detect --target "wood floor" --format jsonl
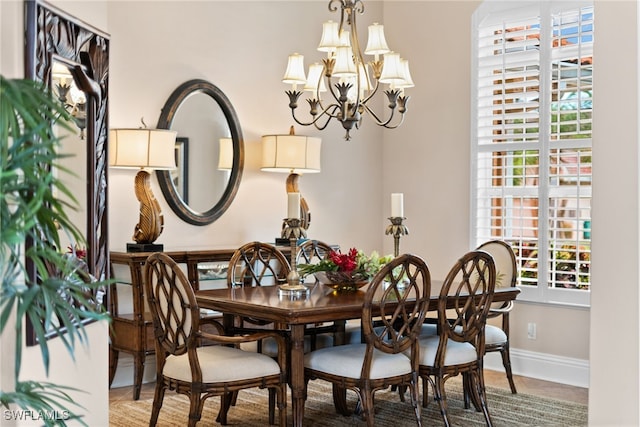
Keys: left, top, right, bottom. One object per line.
{"left": 109, "top": 369, "right": 589, "bottom": 406}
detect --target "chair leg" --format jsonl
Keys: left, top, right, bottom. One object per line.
{"left": 421, "top": 376, "right": 429, "bottom": 408}
{"left": 216, "top": 392, "right": 233, "bottom": 425}
{"left": 277, "top": 384, "right": 287, "bottom": 427}
{"left": 149, "top": 381, "right": 166, "bottom": 426}
{"left": 433, "top": 376, "right": 451, "bottom": 427}
{"left": 409, "top": 379, "right": 423, "bottom": 427}
{"left": 358, "top": 388, "right": 375, "bottom": 427}
{"left": 332, "top": 384, "right": 351, "bottom": 415}
{"left": 500, "top": 346, "right": 517, "bottom": 394}
{"left": 474, "top": 369, "right": 494, "bottom": 427}
{"left": 268, "top": 388, "right": 276, "bottom": 425}
{"left": 187, "top": 391, "right": 204, "bottom": 427}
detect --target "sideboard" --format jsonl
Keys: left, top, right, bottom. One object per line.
{"left": 108, "top": 246, "right": 296, "bottom": 400}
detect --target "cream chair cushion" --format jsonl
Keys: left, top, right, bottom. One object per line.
{"left": 484, "top": 324, "right": 508, "bottom": 345}
{"left": 304, "top": 343, "right": 412, "bottom": 379}
{"left": 413, "top": 335, "right": 478, "bottom": 367}
{"left": 164, "top": 345, "right": 281, "bottom": 383}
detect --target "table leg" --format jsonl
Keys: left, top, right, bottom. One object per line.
{"left": 289, "top": 324, "right": 306, "bottom": 427}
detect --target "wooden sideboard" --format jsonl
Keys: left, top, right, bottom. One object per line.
{"left": 108, "top": 246, "right": 296, "bottom": 400}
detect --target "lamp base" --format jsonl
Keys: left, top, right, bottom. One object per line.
{"left": 275, "top": 237, "right": 308, "bottom": 247}
{"left": 126, "top": 242, "right": 164, "bottom": 253}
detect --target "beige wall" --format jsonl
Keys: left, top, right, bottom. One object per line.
{"left": 2, "top": 1, "right": 639, "bottom": 425}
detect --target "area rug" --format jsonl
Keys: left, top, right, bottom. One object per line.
{"left": 110, "top": 378, "right": 587, "bottom": 426}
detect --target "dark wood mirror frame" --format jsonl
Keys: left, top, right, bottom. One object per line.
{"left": 156, "top": 79, "right": 244, "bottom": 226}
{"left": 24, "top": 0, "right": 110, "bottom": 345}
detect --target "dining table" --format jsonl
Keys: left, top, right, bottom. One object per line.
{"left": 195, "top": 281, "right": 520, "bottom": 427}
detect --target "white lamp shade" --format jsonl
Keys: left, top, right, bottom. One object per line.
{"left": 282, "top": 53, "right": 307, "bottom": 85}
{"left": 218, "top": 137, "right": 233, "bottom": 170}
{"left": 379, "top": 51, "right": 404, "bottom": 84}
{"left": 365, "top": 23, "right": 390, "bottom": 56}
{"left": 333, "top": 45, "right": 357, "bottom": 77}
{"left": 318, "top": 20, "right": 340, "bottom": 53}
{"left": 303, "top": 63, "right": 327, "bottom": 94}
{"left": 338, "top": 30, "right": 351, "bottom": 47}
{"left": 261, "top": 134, "right": 321, "bottom": 174}
{"left": 396, "top": 58, "right": 415, "bottom": 89}
{"left": 109, "top": 128, "right": 177, "bottom": 170}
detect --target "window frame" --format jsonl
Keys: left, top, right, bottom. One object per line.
{"left": 471, "top": 0, "right": 593, "bottom": 307}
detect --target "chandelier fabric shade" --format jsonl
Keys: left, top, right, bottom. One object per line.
{"left": 109, "top": 128, "right": 177, "bottom": 170}
{"left": 282, "top": 0, "right": 414, "bottom": 140}
{"left": 261, "top": 134, "right": 322, "bottom": 174}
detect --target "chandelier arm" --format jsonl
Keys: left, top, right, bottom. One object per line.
{"left": 361, "top": 103, "right": 407, "bottom": 129}
{"left": 361, "top": 102, "right": 398, "bottom": 127}
{"left": 312, "top": 99, "right": 343, "bottom": 121}
{"left": 360, "top": 78, "right": 381, "bottom": 105}
{"left": 313, "top": 110, "right": 338, "bottom": 131}
{"left": 290, "top": 102, "right": 342, "bottom": 128}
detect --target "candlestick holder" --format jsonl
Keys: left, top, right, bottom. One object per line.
{"left": 279, "top": 218, "right": 309, "bottom": 295}
{"left": 385, "top": 217, "right": 409, "bottom": 257}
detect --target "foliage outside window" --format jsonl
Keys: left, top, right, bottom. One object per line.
{"left": 472, "top": 2, "right": 593, "bottom": 305}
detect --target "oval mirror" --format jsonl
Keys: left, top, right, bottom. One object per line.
{"left": 156, "top": 79, "right": 244, "bottom": 225}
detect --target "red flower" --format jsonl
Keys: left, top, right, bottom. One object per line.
{"left": 328, "top": 248, "right": 358, "bottom": 273}
{"left": 67, "top": 245, "right": 87, "bottom": 260}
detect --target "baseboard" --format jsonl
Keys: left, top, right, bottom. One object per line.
{"left": 483, "top": 348, "right": 589, "bottom": 389}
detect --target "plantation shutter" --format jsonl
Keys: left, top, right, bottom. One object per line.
{"left": 472, "top": 2, "right": 593, "bottom": 305}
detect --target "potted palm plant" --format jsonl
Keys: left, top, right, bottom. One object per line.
{"left": 0, "top": 75, "right": 111, "bottom": 426}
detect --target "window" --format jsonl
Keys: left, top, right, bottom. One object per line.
{"left": 471, "top": 1, "right": 593, "bottom": 306}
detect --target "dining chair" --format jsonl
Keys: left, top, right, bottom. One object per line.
{"left": 304, "top": 253, "right": 432, "bottom": 426}
{"left": 296, "top": 239, "right": 343, "bottom": 350}
{"left": 476, "top": 240, "right": 518, "bottom": 394}
{"left": 227, "top": 241, "right": 290, "bottom": 289}
{"left": 143, "top": 253, "right": 287, "bottom": 427}
{"left": 296, "top": 239, "right": 334, "bottom": 266}
{"left": 226, "top": 241, "right": 291, "bottom": 333}
{"left": 414, "top": 250, "right": 496, "bottom": 427}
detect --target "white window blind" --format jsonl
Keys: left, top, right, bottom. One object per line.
{"left": 472, "top": 1, "right": 593, "bottom": 306}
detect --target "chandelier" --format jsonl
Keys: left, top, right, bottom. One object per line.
{"left": 282, "top": 0, "right": 414, "bottom": 141}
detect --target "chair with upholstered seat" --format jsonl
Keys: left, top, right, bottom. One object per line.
{"left": 415, "top": 250, "right": 496, "bottom": 427}
{"left": 227, "top": 241, "right": 290, "bottom": 289}
{"left": 477, "top": 239, "right": 518, "bottom": 394}
{"left": 143, "top": 253, "right": 287, "bottom": 427}
{"left": 304, "top": 254, "right": 431, "bottom": 426}
{"left": 296, "top": 240, "right": 343, "bottom": 349}
{"left": 296, "top": 239, "right": 334, "bottom": 267}
{"left": 226, "top": 241, "right": 291, "bottom": 336}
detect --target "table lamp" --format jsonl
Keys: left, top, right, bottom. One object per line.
{"left": 218, "top": 137, "right": 233, "bottom": 170}
{"left": 261, "top": 126, "right": 321, "bottom": 244}
{"left": 109, "top": 128, "right": 177, "bottom": 252}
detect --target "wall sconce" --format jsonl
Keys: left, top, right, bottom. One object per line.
{"left": 261, "top": 126, "right": 321, "bottom": 241}
{"left": 109, "top": 128, "right": 177, "bottom": 252}
{"left": 53, "top": 62, "right": 88, "bottom": 139}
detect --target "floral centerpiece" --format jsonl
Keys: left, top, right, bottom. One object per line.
{"left": 298, "top": 248, "right": 393, "bottom": 291}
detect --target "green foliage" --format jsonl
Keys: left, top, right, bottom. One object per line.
{"left": 0, "top": 381, "right": 85, "bottom": 426}
{"left": 0, "top": 76, "right": 111, "bottom": 426}
{"left": 298, "top": 248, "right": 393, "bottom": 280}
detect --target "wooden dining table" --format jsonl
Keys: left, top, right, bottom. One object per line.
{"left": 195, "top": 282, "right": 520, "bottom": 427}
